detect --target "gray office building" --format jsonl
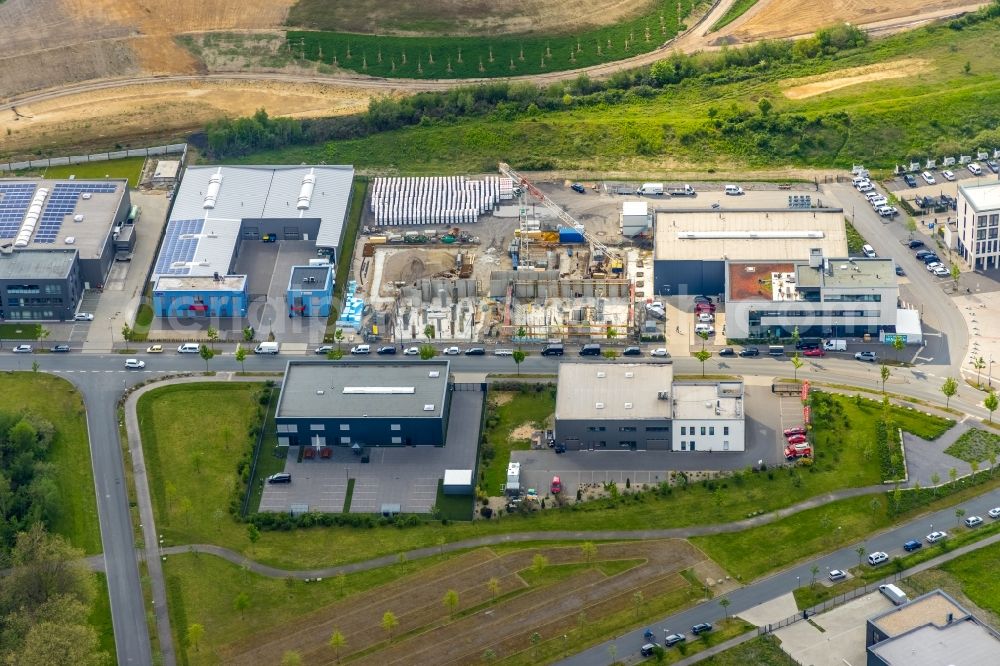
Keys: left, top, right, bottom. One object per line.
{"left": 275, "top": 360, "right": 452, "bottom": 447}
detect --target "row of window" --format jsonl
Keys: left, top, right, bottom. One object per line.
{"left": 975, "top": 228, "right": 1000, "bottom": 241}
{"left": 5, "top": 284, "right": 63, "bottom": 295}
{"left": 587, "top": 425, "right": 671, "bottom": 433}
{"left": 975, "top": 214, "right": 1000, "bottom": 228}
{"left": 679, "top": 425, "right": 730, "bottom": 436}
{"left": 3, "top": 310, "right": 60, "bottom": 320}
{"left": 279, "top": 422, "right": 405, "bottom": 434}
{"left": 4, "top": 297, "right": 66, "bottom": 306}
{"left": 822, "top": 294, "right": 882, "bottom": 302}
{"left": 751, "top": 309, "right": 879, "bottom": 319}
{"left": 678, "top": 441, "right": 732, "bottom": 451}
{"left": 974, "top": 240, "right": 1000, "bottom": 256}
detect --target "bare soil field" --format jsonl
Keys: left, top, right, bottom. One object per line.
{"left": 716, "top": 0, "right": 978, "bottom": 41}
{"left": 0, "top": 80, "right": 372, "bottom": 161}
{"left": 219, "top": 540, "right": 706, "bottom": 665}
{"left": 781, "top": 58, "right": 931, "bottom": 99}
{"left": 287, "top": 0, "right": 660, "bottom": 36}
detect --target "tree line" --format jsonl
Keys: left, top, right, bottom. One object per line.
{"left": 0, "top": 412, "right": 60, "bottom": 551}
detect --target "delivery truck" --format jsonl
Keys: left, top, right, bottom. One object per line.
{"left": 638, "top": 183, "right": 664, "bottom": 196}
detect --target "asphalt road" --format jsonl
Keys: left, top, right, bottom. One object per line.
{"left": 559, "top": 487, "right": 1000, "bottom": 666}
{"left": 0, "top": 347, "right": 983, "bottom": 666}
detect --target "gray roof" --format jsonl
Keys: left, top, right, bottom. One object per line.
{"left": 169, "top": 165, "right": 354, "bottom": 249}
{"left": 672, "top": 382, "right": 744, "bottom": 420}
{"left": 289, "top": 265, "right": 332, "bottom": 290}
{"left": 0, "top": 249, "right": 76, "bottom": 279}
{"left": 796, "top": 258, "right": 897, "bottom": 290}
{"left": 556, "top": 363, "right": 674, "bottom": 420}
{"left": 277, "top": 360, "right": 451, "bottom": 419}
{"left": 869, "top": 619, "right": 1000, "bottom": 665}
{"left": 959, "top": 182, "right": 1000, "bottom": 212}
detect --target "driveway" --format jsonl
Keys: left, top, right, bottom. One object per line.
{"left": 775, "top": 592, "right": 892, "bottom": 666}
{"left": 903, "top": 420, "right": 976, "bottom": 487}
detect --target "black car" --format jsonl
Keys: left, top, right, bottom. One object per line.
{"left": 691, "top": 623, "right": 713, "bottom": 635}
{"left": 693, "top": 295, "right": 713, "bottom": 304}
{"left": 554, "top": 442, "right": 566, "bottom": 454}
{"left": 267, "top": 473, "right": 292, "bottom": 484}
{"left": 915, "top": 249, "right": 935, "bottom": 259}
{"left": 903, "top": 539, "right": 922, "bottom": 552}
{"left": 921, "top": 254, "right": 940, "bottom": 264}
{"left": 895, "top": 265, "right": 905, "bottom": 276}
{"left": 908, "top": 239, "right": 925, "bottom": 249}
{"left": 622, "top": 347, "right": 642, "bottom": 356}
{"left": 376, "top": 346, "right": 397, "bottom": 355}
{"left": 739, "top": 347, "right": 760, "bottom": 357}
{"left": 719, "top": 347, "right": 735, "bottom": 357}
{"left": 640, "top": 644, "right": 657, "bottom": 657}
{"left": 795, "top": 339, "right": 821, "bottom": 350}
{"left": 52, "top": 344, "right": 71, "bottom": 353}
{"left": 464, "top": 347, "right": 486, "bottom": 355}
{"left": 988, "top": 159, "right": 999, "bottom": 174}
{"left": 903, "top": 174, "right": 918, "bottom": 187}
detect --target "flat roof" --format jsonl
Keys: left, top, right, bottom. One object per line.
{"left": 728, "top": 262, "right": 797, "bottom": 301}
{"left": 959, "top": 182, "right": 1000, "bottom": 212}
{"left": 153, "top": 161, "right": 180, "bottom": 179}
{"left": 796, "top": 258, "right": 896, "bottom": 290}
{"left": 277, "top": 360, "right": 450, "bottom": 419}
{"left": 869, "top": 618, "right": 1000, "bottom": 665}
{"left": 152, "top": 218, "right": 242, "bottom": 279}
{"left": 443, "top": 469, "right": 473, "bottom": 485}
{"left": 654, "top": 209, "right": 847, "bottom": 262}
{"left": 728, "top": 258, "right": 896, "bottom": 302}
{"left": 0, "top": 178, "right": 126, "bottom": 259}
{"left": 153, "top": 274, "right": 247, "bottom": 291}
{"left": 672, "top": 382, "right": 744, "bottom": 420}
{"left": 289, "top": 265, "right": 332, "bottom": 289}
{"left": 622, "top": 201, "right": 648, "bottom": 216}
{"left": 872, "top": 590, "right": 966, "bottom": 636}
{"left": 556, "top": 363, "right": 673, "bottom": 420}
{"left": 0, "top": 249, "right": 76, "bottom": 279}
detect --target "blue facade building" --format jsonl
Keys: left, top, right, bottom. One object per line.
{"left": 152, "top": 274, "right": 248, "bottom": 318}
{"left": 287, "top": 265, "right": 333, "bottom": 317}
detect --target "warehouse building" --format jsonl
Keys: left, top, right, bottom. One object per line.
{"left": 725, "top": 251, "right": 907, "bottom": 340}
{"left": 652, "top": 208, "right": 847, "bottom": 298}
{"left": 287, "top": 265, "right": 334, "bottom": 317}
{"left": 275, "top": 360, "right": 452, "bottom": 447}
{"left": 554, "top": 363, "right": 747, "bottom": 452}
{"left": 620, "top": 201, "right": 651, "bottom": 237}
{"left": 0, "top": 178, "right": 130, "bottom": 320}
{"left": 866, "top": 589, "right": 1000, "bottom": 666}
{"left": 150, "top": 165, "right": 353, "bottom": 318}
{"left": 956, "top": 181, "right": 1000, "bottom": 270}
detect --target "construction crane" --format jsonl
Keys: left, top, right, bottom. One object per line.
{"left": 498, "top": 162, "right": 618, "bottom": 262}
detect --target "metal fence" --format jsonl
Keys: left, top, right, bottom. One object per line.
{"left": 1, "top": 143, "right": 187, "bottom": 172}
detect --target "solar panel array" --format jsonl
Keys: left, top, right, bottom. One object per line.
{"left": 33, "top": 183, "right": 117, "bottom": 243}
{"left": 0, "top": 183, "right": 37, "bottom": 239}
{"left": 154, "top": 219, "right": 205, "bottom": 276}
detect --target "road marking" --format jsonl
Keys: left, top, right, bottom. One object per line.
{"left": 915, "top": 356, "right": 934, "bottom": 362}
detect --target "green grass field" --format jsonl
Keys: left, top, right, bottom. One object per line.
{"left": 481, "top": 388, "right": 556, "bottom": 495}
{"left": 286, "top": 0, "right": 697, "bottom": 80}
{"left": 38, "top": 156, "right": 145, "bottom": 189}
{"left": 89, "top": 573, "right": 117, "bottom": 663}
{"left": 939, "top": 540, "right": 1000, "bottom": 615}
{"left": 698, "top": 635, "right": 798, "bottom": 666}
{"left": 710, "top": 0, "right": 760, "bottom": 32}
{"left": 0, "top": 323, "right": 41, "bottom": 340}
{"left": 0, "top": 372, "right": 100, "bottom": 554}
{"left": 944, "top": 428, "right": 1000, "bottom": 464}
{"left": 236, "top": 17, "right": 1000, "bottom": 173}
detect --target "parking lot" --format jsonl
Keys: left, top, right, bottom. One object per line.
{"left": 512, "top": 386, "right": 798, "bottom": 495}
{"left": 259, "top": 389, "right": 483, "bottom": 514}
{"left": 775, "top": 592, "right": 893, "bottom": 666}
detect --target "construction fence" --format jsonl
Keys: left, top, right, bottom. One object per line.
{"left": 1, "top": 143, "right": 188, "bottom": 173}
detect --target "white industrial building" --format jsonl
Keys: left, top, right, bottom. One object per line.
{"left": 956, "top": 181, "right": 1000, "bottom": 270}
{"left": 621, "top": 201, "right": 651, "bottom": 237}
{"left": 672, "top": 382, "right": 745, "bottom": 452}
{"left": 369, "top": 176, "right": 513, "bottom": 226}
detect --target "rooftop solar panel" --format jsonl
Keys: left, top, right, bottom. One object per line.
{"left": 33, "top": 182, "right": 116, "bottom": 243}
{"left": 153, "top": 219, "right": 205, "bottom": 275}
{"left": 0, "top": 183, "right": 38, "bottom": 239}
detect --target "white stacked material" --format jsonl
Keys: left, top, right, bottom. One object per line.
{"left": 370, "top": 176, "right": 502, "bottom": 226}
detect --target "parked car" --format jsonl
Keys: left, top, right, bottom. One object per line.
{"left": 146, "top": 345, "right": 164, "bottom": 353}
{"left": 443, "top": 346, "right": 461, "bottom": 355}
{"left": 965, "top": 515, "right": 983, "bottom": 527}
{"left": 968, "top": 162, "right": 983, "bottom": 176}
{"left": 862, "top": 244, "right": 877, "bottom": 258}
{"left": 11, "top": 345, "right": 32, "bottom": 353}
{"left": 494, "top": 348, "right": 514, "bottom": 356}
{"left": 739, "top": 347, "right": 760, "bottom": 357}
{"left": 697, "top": 313, "right": 715, "bottom": 323}
{"left": 921, "top": 254, "right": 941, "bottom": 264}
{"left": 828, "top": 569, "right": 847, "bottom": 581}
{"left": 868, "top": 551, "right": 889, "bottom": 565}
{"left": 570, "top": 183, "right": 586, "bottom": 194}
{"left": 926, "top": 530, "right": 947, "bottom": 543}
{"left": 550, "top": 476, "right": 562, "bottom": 494}
{"left": 785, "top": 443, "right": 812, "bottom": 459}
{"left": 691, "top": 623, "right": 713, "bottom": 635}
{"left": 640, "top": 644, "right": 657, "bottom": 657}
{"left": 988, "top": 507, "right": 1000, "bottom": 519}
{"left": 784, "top": 427, "right": 807, "bottom": 437}
{"left": 932, "top": 266, "right": 950, "bottom": 277}
{"left": 915, "top": 250, "right": 936, "bottom": 259}
{"left": 350, "top": 344, "right": 370, "bottom": 355}
{"left": 921, "top": 171, "right": 936, "bottom": 185}
{"left": 903, "top": 539, "right": 922, "bottom": 552}
{"left": 124, "top": 358, "right": 145, "bottom": 369}
{"left": 464, "top": 347, "right": 485, "bottom": 355}
{"left": 403, "top": 346, "right": 420, "bottom": 355}
{"left": 314, "top": 345, "right": 334, "bottom": 355}
{"left": 376, "top": 346, "right": 397, "bottom": 355}
{"left": 803, "top": 348, "right": 825, "bottom": 357}
{"left": 52, "top": 344, "right": 70, "bottom": 353}
{"left": 786, "top": 434, "right": 808, "bottom": 444}
{"left": 987, "top": 159, "right": 1000, "bottom": 174}
{"left": 664, "top": 633, "right": 686, "bottom": 647}
{"left": 719, "top": 347, "right": 735, "bottom": 357}
{"left": 554, "top": 442, "right": 566, "bottom": 454}
{"left": 855, "top": 351, "right": 878, "bottom": 362}
{"left": 650, "top": 348, "right": 669, "bottom": 357}
{"left": 903, "top": 174, "right": 918, "bottom": 187}
{"left": 693, "top": 295, "right": 713, "bottom": 304}
{"left": 942, "top": 170, "right": 956, "bottom": 181}
{"left": 267, "top": 473, "right": 292, "bottom": 484}
{"left": 622, "top": 346, "right": 642, "bottom": 357}
{"left": 895, "top": 265, "right": 905, "bottom": 276}
{"left": 925, "top": 261, "right": 944, "bottom": 272}
{"left": 74, "top": 312, "right": 94, "bottom": 321}
{"left": 908, "top": 239, "right": 925, "bottom": 249}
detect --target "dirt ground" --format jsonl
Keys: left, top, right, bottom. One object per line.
{"left": 510, "top": 423, "right": 537, "bottom": 441}
{"left": 0, "top": 80, "right": 372, "bottom": 161}
{"left": 781, "top": 58, "right": 931, "bottom": 99}
{"left": 379, "top": 249, "right": 460, "bottom": 294}
{"left": 219, "top": 540, "right": 710, "bottom": 666}
{"left": 716, "top": 0, "right": 977, "bottom": 41}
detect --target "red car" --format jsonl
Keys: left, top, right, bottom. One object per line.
{"left": 550, "top": 476, "right": 562, "bottom": 494}
{"left": 695, "top": 303, "right": 717, "bottom": 314}
{"left": 783, "top": 427, "right": 806, "bottom": 437}
{"left": 786, "top": 434, "right": 808, "bottom": 444}
{"left": 803, "top": 348, "right": 825, "bottom": 357}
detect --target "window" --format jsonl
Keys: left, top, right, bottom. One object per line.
{"left": 619, "top": 440, "right": 637, "bottom": 447}
{"left": 277, "top": 424, "right": 296, "bottom": 433}
{"left": 700, "top": 426, "right": 706, "bottom": 436}
{"left": 709, "top": 426, "right": 715, "bottom": 436}
{"left": 724, "top": 426, "right": 730, "bottom": 436}
{"left": 277, "top": 436, "right": 289, "bottom": 446}
{"left": 391, "top": 437, "right": 402, "bottom": 444}
{"left": 44, "top": 284, "right": 62, "bottom": 294}
{"left": 680, "top": 426, "right": 687, "bottom": 435}
{"left": 390, "top": 424, "right": 401, "bottom": 431}
{"left": 586, "top": 426, "right": 607, "bottom": 432}
{"left": 646, "top": 426, "right": 670, "bottom": 432}
{"left": 978, "top": 215, "right": 988, "bottom": 228}
{"left": 680, "top": 442, "right": 686, "bottom": 451}
{"left": 619, "top": 426, "right": 637, "bottom": 432}
{"left": 724, "top": 441, "right": 730, "bottom": 451}
{"left": 339, "top": 424, "right": 350, "bottom": 431}
{"left": 310, "top": 436, "right": 326, "bottom": 446}
{"left": 310, "top": 424, "right": 324, "bottom": 431}
{"left": 340, "top": 436, "right": 350, "bottom": 444}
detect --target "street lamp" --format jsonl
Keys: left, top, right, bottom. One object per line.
{"left": 796, "top": 575, "right": 800, "bottom": 588}
{"left": 989, "top": 354, "right": 994, "bottom": 389}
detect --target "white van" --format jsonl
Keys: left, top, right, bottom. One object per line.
{"left": 823, "top": 339, "right": 847, "bottom": 352}
{"left": 177, "top": 343, "right": 200, "bottom": 353}
{"left": 968, "top": 162, "right": 983, "bottom": 176}
{"left": 254, "top": 342, "right": 279, "bottom": 354}
{"left": 862, "top": 244, "right": 877, "bottom": 258}
{"left": 638, "top": 183, "right": 664, "bottom": 196}
{"left": 694, "top": 323, "right": 715, "bottom": 335}
{"left": 879, "top": 584, "right": 908, "bottom": 606}
{"left": 724, "top": 184, "right": 743, "bottom": 196}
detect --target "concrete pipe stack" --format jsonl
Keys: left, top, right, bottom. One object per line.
{"left": 370, "top": 176, "right": 502, "bottom": 226}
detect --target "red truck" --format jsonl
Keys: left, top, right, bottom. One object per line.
{"left": 785, "top": 442, "right": 812, "bottom": 460}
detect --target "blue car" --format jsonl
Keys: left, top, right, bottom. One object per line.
{"left": 904, "top": 539, "right": 922, "bottom": 552}
{"left": 570, "top": 183, "right": 586, "bottom": 194}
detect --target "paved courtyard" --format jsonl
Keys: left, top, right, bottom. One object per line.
{"left": 259, "top": 388, "right": 483, "bottom": 514}
{"left": 774, "top": 592, "right": 893, "bottom": 666}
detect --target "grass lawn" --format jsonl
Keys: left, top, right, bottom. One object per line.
{"left": 939, "top": 540, "right": 1000, "bottom": 615}
{"left": 0, "top": 323, "right": 41, "bottom": 340}
{"left": 0, "top": 372, "right": 100, "bottom": 554}
{"left": 697, "top": 635, "right": 798, "bottom": 666}
{"left": 246, "top": 386, "right": 281, "bottom": 514}
{"left": 710, "top": 0, "right": 759, "bottom": 31}
{"left": 436, "top": 480, "right": 474, "bottom": 521}
{"left": 481, "top": 387, "right": 556, "bottom": 495}
{"left": 89, "top": 573, "right": 117, "bottom": 662}
{"left": 38, "top": 156, "right": 145, "bottom": 189}
{"left": 137, "top": 382, "right": 265, "bottom": 548}
{"left": 944, "top": 428, "right": 1000, "bottom": 464}
{"left": 286, "top": 0, "right": 698, "bottom": 80}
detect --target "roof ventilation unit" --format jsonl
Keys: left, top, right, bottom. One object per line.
{"left": 596, "top": 371, "right": 606, "bottom": 378}
{"left": 624, "top": 402, "right": 633, "bottom": 409}
{"left": 625, "top": 372, "right": 634, "bottom": 378}
{"left": 74, "top": 214, "right": 84, "bottom": 222}
{"left": 316, "top": 390, "right": 325, "bottom": 395}
{"left": 203, "top": 170, "right": 223, "bottom": 209}
{"left": 595, "top": 402, "right": 605, "bottom": 409}
{"left": 297, "top": 170, "right": 316, "bottom": 210}
{"left": 81, "top": 192, "right": 92, "bottom": 200}
{"left": 428, "top": 371, "right": 440, "bottom": 378}
{"left": 64, "top": 236, "right": 76, "bottom": 244}
{"left": 423, "top": 404, "right": 435, "bottom": 411}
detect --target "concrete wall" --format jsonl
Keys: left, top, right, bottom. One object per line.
{"left": 672, "top": 419, "right": 745, "bottom": 452}
{"left": 555, "top": 418, "right": 672, "bottom": 451}
{"left": 152, "top": 289, "right": 248, "bottom": 318}
{"left": 653, "top": 259, "right": 726, "bottom": 298}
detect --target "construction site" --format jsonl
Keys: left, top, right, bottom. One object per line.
{"left": 351, "top": 164, "right": 655, "bottom": 344}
